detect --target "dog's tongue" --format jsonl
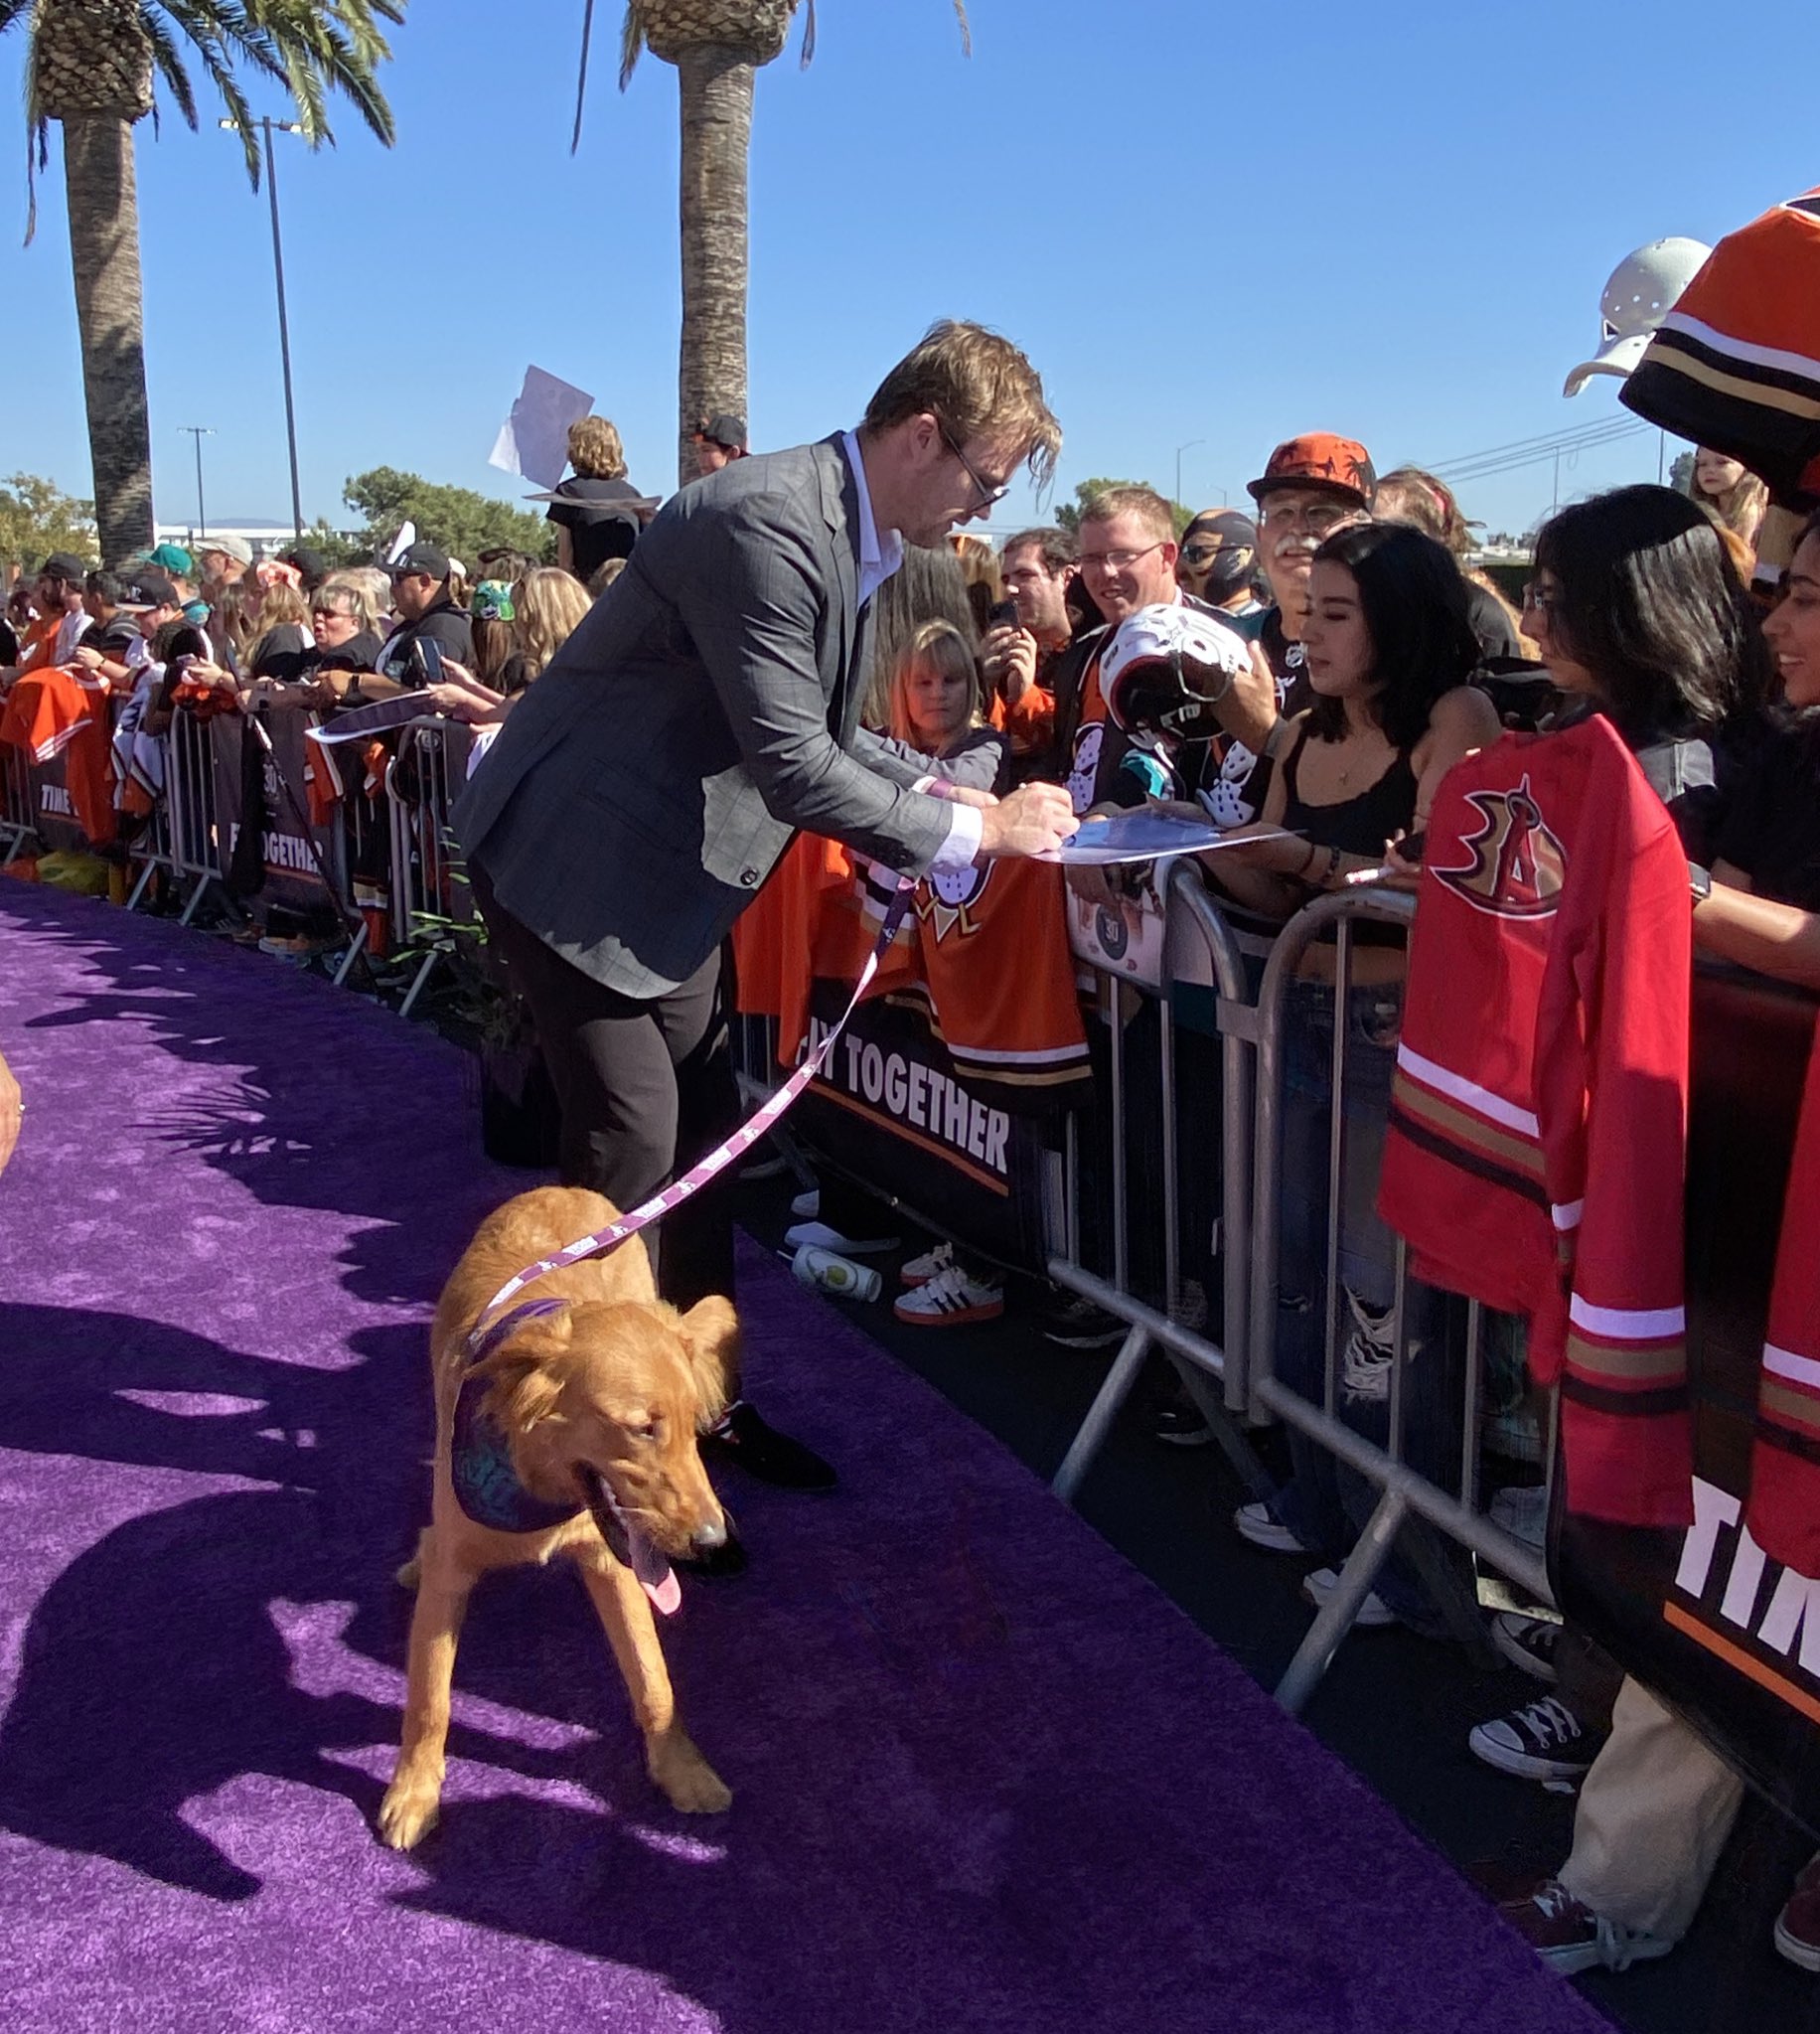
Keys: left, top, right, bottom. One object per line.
{"left": 628, "top": 1521, "right": 681, "bottom": 1617}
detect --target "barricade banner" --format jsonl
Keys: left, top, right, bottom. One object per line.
{"left": 794, "top": 984, "right": 1057, "bottom": 1273}
{"left": 0, "top": 667, "right": 116, "bottom": 851}
{"left": 1065, "top": 882, "right": 1167, "bottom": 991}
{"left": 211, "top": 707, "right": 342, "bottom": 907}
{"left": 1554, "top": 968, "right": 1820, "bottom": 1838}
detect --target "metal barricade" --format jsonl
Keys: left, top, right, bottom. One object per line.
{"left": 164, "top": 708, "right": 224, "bottom": 925}
{"left": 385, "top": 716, "right": 475, "bottom": 1017}
{"left": 1047, "top": 861, "right": 1272, "bottom": 1506}
{"left": 0, "top": 741, "right": 36, "bottom": 864}
{"left": 1248, "top": 888, "right": 1552, "bottom": 1713}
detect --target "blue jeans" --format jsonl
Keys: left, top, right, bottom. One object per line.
{"left": 1269, "top": 980, "right": 1464, "bottom": 1633}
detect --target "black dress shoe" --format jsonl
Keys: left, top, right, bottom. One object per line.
{"left": 700, "top": 1398, "right": 837, "bottom": 1490}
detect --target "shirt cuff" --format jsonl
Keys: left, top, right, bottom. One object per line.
{"left": 930, "top": 800, "right": 985, "bottom": 872}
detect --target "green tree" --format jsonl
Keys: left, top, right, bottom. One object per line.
{"left": 342, "top": 468, "right": 557, "bottom": 565}
{"left": 577, "top": 1, "right": 971, "bottom": 487}
{"left": 0, "top": 471, "right": 97, "bottom": 571}
{"left": 7, "top": 1, "right": 403, "bottom": 566}
{"left": 1056, "top": 477, "right": 1193, "bottom": 538}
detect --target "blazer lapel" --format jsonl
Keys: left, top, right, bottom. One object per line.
{"left": 817, "top": 434, "right": 861, "bottom": 728}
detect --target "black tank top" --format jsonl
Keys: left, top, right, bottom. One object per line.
{"left": 1280, "top": 726, "right": 1419, "bottom": 857}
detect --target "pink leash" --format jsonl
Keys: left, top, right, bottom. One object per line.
{"left": 470, "top": 879, "right": 914, "bottom": 1346}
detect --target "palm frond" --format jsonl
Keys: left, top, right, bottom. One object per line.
{"left": 952, "top": 0, "right": 972, "bottom": 57}
{"left": 569, "top": 0, "right": 593, "bottom": 153}
{"left": 617, "top": 2, "right": 643, "bottom": 93}
{"left": 797, "top": 0, "right": 815, "bottom": 68}
{"left": 141, "top": 8, "right": 201, "bottom": 133}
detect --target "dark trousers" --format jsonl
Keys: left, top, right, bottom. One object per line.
{"left": 475, "top": 871, "right": 741, "bottom": 1314}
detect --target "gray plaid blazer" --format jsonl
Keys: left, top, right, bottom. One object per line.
{"left": 453, "top": 435, "right": 971, "bottom": 998}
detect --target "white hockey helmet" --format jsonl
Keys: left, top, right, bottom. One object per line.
{"left": 1101, "top": 602, "right": 1253, "bottom": 744}
{"left": 1563, "top": 237, "right": 1712, "bottom": 396}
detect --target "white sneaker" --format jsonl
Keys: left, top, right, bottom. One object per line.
{"left": 1300, "top": 1565, "right": 1397, "bottom": 1629}
{"left": 1234, "top": 1500, "right": 1308, "bottom": 1554}
{"left": 893, "top": 1261, "right": 1004, "bottom": 1327}
{"left": 789, "top": 1186, "right": 821, "bottom": 1221}
{"left": 783, "top": 1218, "right": 900, "bottom": 1257}
{"left": 899, "top": 1240, "right": 954, "bottom": 1289}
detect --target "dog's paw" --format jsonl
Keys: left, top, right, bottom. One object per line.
{"left": 649, "top": 1734, "right": 732, "bottom": 1815}
{"left": 376, "top": 1777, "right": 441, "bottom": 1850}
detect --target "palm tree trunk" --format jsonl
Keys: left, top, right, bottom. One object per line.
{"left": 675, "top": 45, "right": 754, "bottom": 488}
{"left": 61, "top": 113, "right": 154, "bottom": 564}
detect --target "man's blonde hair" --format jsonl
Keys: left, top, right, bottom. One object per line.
{"left": 1079, "top": 484, "right": 1175, "bottom": 545}
{"left": 568, "top": 415, "right": 628, "bottom": 482}
{"left": 863, "top": 320, "right": 1061, "bottom": 489}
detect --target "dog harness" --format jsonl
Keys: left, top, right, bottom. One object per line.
{"left": 449, "top": 1297, "right": 581, "bottom": 1533}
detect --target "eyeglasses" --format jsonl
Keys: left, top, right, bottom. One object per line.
{"left": 1520, "top": 582, "right": 1562, "bottom": 616}
{"left": 1180, "top": 543, "right": 1243, "bottom": 567}
{"left": 936, "top": 418, "right": 1012, "bottom": 510}
{"left": 1079, "top": 541, "right": 1165, "bottom": 573}
{"left": 311, "top": 605, "right": 353, "bottom": 621}
{"left": 1258, "top": 499, "right": 1356, "bottom": 537}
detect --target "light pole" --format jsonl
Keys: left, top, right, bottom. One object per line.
{"left": 1174, "top": 437, "right": 1206, "bottom": 510}
{"left": 180, "top": 426, "right": 215, "bottom": 539}
{"left": 222, "top": 116, "right": 307, "bottom": 539}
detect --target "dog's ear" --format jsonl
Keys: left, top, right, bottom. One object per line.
{"left": 676, "top": 1295, "right": 739, "bottom": 1427}
{"left": 473, "top": 1320, "right": 572, "bottom": 1435}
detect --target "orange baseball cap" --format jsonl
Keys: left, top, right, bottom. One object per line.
{"left": 1248, "top": 433, "right": 1377, "bottom": 509}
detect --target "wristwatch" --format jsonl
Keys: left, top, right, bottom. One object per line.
{"left": 1688, "top": 861, "right": 1713, "bottom": 904}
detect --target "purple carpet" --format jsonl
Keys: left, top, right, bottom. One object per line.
{"left": 0, "top": 882, "right": 1609, "bottom": 2033}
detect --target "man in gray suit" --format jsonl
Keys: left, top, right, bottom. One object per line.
{"left": 456, "top": 322, "right": 1075, "bottom": 1489}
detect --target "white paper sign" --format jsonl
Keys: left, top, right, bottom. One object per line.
{"left": 488, "top": 366, "right": 596, "bottom": 490}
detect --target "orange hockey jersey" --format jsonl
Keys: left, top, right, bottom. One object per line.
{"left": 1377, "top": 715, "right": 1694, "bottom": 1529}
{"left": 1622, "top": 192, "right": 1820, "bottom": 509}
{"left": 0, "top": 665, "right": 116, "bottom": 847}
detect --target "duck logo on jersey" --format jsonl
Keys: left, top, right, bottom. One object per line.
{"left": 1433, "top": 775, "right": 1568, "bottom": 919}
{"left": 920, "top": 860, "right": 992, "bottom": 941}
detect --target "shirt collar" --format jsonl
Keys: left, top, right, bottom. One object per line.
{"left": 841, "top": 430, "right": 904, "bottom": 607}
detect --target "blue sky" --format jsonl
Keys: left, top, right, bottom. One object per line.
{"left": 0, "top": 1, "right": 1812, "bottom": 543}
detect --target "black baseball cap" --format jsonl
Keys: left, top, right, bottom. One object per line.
{"left": 696, "top": 413, "right": 747, "bottom": 454}
{"left": 117, "top": 571, "right": 180, "bottom": 612}
{"left": 41, "top": 551, "right": 89, "bottom": 583}
{"left": 387, "top": 540, "right": 451, "bottom": 581}
{"left": 280, "top": 544, "right": 328, "bottom": 584}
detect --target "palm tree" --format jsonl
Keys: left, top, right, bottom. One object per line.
{"left": 577, "top": 1, "right": 970, "bottom": 488}
{"left": 5, "top": 1, "right": 402, "bottom": 564}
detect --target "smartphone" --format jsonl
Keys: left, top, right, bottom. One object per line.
{"left": 409, "top": 636, "right": 444, "bottom": 688}
{"left": 986, "top": 597, "right": 1020, "bottom": 632}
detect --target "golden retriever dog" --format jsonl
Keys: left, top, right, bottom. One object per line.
{"left": 377, "top": 1184, "right": 738, "bottom": 1849}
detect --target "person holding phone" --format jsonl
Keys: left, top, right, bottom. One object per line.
{"left": 375, "top": 542, "right": 473, "bottom": 688}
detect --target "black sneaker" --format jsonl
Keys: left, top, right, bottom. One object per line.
{"left": 1152, "top": 1403, "right": 1213, "bottom": 1447}
{"left": 699, "top": 1398, "right": 836, "bottom": 1490}
{"left": 1041, "top": 1295, "right": 1128, "bottom": 1349}
{"left": 1468, "top": 1694, "right": 1600, "bottom": 1782}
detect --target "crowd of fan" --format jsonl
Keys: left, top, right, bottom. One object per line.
{"left": 3, "top": 409, "right": 1816, "bottom": 1983}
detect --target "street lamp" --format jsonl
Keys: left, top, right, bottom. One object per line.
{"left": 1174, "top": 437, "right": 1206, "bottom": 509}
{"left": 221, "top": 116, "right": 307, "bottom": 539}
{"left": 179, "top": 426, "right": 215, "bottom": 538}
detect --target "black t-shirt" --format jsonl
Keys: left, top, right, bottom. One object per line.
{"left": 546, "top": 476, "right": 644, "bottom": 581}
{"left": 377, "top": 600, "right": 473, "bottom": 686}
{"left": 250, "top": 621, "right": 314, "bottom": 685}
{"left": 312, "top": 629, "right": 385, "bottom": 677}
{"left": 1715, "top": 721, "right": 1820, "bottom": 909}
{"left": 1464, "top": 578, "right": 1525, "bottom": 663}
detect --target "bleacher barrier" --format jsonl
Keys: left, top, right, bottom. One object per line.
{"left": 165, "top": 706, "right": 225, "bottom": 925}
{"left": 386, "top": 715, "right": 476, "bottom": 1017}
{"left": 0, "top": 741, "right": 35, "bottom": 865}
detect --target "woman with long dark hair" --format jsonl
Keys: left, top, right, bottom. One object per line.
{"left": 1206, "top": 525, "right": 1499, "bottom": 1631}
{"left": 1521, "top": 484, "right": 1768, "bottom": 861}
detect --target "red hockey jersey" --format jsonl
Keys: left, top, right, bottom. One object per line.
{"left": 1377, "top": 714, "right": 1694, "bottom": 1529}
{"left": 1746, "top": 1020, "right": 1820, "bottom": 1577}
